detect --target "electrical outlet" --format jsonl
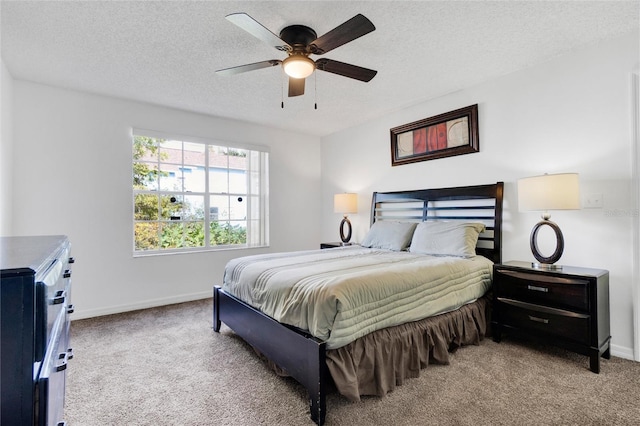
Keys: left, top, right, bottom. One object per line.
{"left": 584, "top": 193, "right": 603, "bottom": 208}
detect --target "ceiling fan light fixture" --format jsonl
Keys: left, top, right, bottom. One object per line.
{"left": 282, "top": 55, "right": 315, "bottom": 79}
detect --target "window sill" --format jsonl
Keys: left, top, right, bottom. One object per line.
{"left": 132, "top": 244, "right": 269, "bottom": 258}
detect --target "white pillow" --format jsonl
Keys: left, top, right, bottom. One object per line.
{"left": 360, "top": 221, "right": 417, "bottom": 251}
{"left": 409, "top": 221, "right": 485, "bottom": 257}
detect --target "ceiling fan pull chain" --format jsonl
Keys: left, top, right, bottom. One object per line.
{"left": 281, "top": 72, "right": 285, "bottom": 109}
{"left": 314, "top": 72, "right": 318, "bottom": 110}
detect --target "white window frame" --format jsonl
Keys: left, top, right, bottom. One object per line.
{"left": 132, "top": 128, "right": 269, "bottom": 256}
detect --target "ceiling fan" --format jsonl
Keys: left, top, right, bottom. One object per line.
{"left": 216, "top": 13, "right": 377, "bottom": 97}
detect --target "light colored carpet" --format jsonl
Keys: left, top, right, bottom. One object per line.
{"left": 66, "top": 298, "right": 640, "bottom": 425}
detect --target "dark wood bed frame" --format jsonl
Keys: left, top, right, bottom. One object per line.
{"left": 213, "top": 182, "right": 504, "bottom": 425}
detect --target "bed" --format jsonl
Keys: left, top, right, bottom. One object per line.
{"left": 213, "top": 182, "right": 504, "bottom": 425}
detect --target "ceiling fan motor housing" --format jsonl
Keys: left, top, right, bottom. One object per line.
{"left": 280, "top": 25, "right": 317, "bottom": 79}
{"left": 279, "top": 25, "right": 318, "bottom": 51}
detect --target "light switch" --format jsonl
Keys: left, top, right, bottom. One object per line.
{"left": 584, "top": 193, "right": 603, "bottom": 208}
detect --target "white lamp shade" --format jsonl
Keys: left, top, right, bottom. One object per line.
{"left": 282, "top": 55, "right": 315, "bottom": 79}
{"left": 518, "top": 173, "right": 580, "bottom": 212}
{"left": 334, "top": 193, "right": 358, "bottom": 214}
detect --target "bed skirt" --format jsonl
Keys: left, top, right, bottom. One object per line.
{"left": 254, "top": 296, "right": 489, "bottom": 402}
{"left": 326, "top": 296, "right": 489, "bottom": 401}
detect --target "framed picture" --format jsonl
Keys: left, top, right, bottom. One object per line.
{"left": 390, "top": 104, "right": 479, "bottom": 166}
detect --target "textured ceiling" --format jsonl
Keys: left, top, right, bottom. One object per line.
{"left": 2, "top": 1, "right": 639, "bottom": 137}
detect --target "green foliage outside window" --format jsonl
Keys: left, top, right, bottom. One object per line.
{"left": 210, "top": 222, "right": 247, "bottom": 246}
{"left": 133, "top": 135, "right": 247, "bottom": 252}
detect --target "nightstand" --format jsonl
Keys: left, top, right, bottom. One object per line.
{"left": 492, "top": 261, "right": 611, "bottom": 373}
{"left": 320, "top": 242, "right": 349, "bottom": 249}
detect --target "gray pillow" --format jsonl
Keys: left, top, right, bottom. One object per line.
{"left": 409, "top": 221, "right": 485, "bottom": 257}
{"left": 360, "top": 221, "right": 418, "bottom": 251}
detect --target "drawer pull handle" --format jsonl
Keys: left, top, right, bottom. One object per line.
{"left": 527, "top": 285, "right": 549, "bottom": 293}
{"left": 52, "top": 290, "right": 66, "bottom": 305}
{"left": 67, "top": 348, "right": 74, "bottom": 360}
{"left": 67, "top": 304, "right": 75, "bottom": 314}
{"left": 64, "top": 269, "right": 72, "bottom": 278}
{"left": 56, "top": 352, "right": 68, "bottom": 372}
{"left": 68, "top": 257, "right": 75, "bottom": 263}
{"left": 528, "top": 315, "right": 549, "bottom": 324}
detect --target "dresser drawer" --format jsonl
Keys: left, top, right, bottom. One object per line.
{"left": 497, "top": 298, "right": 590, "bottom": 345}
{"left": 35, "top": 251, "right": 72, "bottom": 362}
{"left": 495, "top": 269, "right": 589, "bottom": 311}
{"left": 37, "top": 308, "right": 70, "bottom": 426}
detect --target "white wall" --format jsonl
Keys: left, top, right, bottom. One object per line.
{"left": 321, "top": 32, "right": 639, "bottom": 358}
{"left": 0, "top": 59, "right": 14, "bottom": 235}
{"left": 12, "top": 82, "right": 322, "bottom": 318}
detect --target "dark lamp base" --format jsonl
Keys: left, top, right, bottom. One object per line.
{"left": 339, "top": 216, "right": 352, "bottom": 244}
{"left": 530, "top": 219, "right": 565, "bottom": 266}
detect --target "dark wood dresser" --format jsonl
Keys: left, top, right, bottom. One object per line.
{"left": 492, "top": 260, "right": 610, "bottom": 373}
{"left": 1, "top": 235, "right": 74, "bottom": 425}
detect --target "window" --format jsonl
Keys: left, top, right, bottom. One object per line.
{"left": 132, "top": 130, "right": 269, "bottom": 255}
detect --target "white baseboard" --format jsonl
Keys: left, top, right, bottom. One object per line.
{"left": 610, "top": 343, "right": 636, "bottom": 361}
{"left": 70, "top": 290, "right": 213, "bottom": 320}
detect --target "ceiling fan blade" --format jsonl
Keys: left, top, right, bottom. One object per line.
{"left": 216, "top": 60, "right": 281, "bottom": 76}
{"left": 315, "top": 58, "right": 377, "bottom": 82}
{"left": 288, "top": 77, "right": 305, "bottom": 97}
{"left": 225, "top": 13, "right": 291, "bottom": 52}
{"left": 309, "top": 14, "right": 375, "bottom": 55}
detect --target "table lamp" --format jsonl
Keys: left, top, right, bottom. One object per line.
{"left": 517, "top": 173, "right": 580, "bottom": 269}
{"left": 334, "top": 193, "right": 358, "bottom": 244}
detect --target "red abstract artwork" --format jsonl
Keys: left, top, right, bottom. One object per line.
{"left": 390, "top": 104, "right": 479, "bottom": 166}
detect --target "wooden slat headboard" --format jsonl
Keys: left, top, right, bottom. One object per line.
{"left": 370, "top": 182, "right": 504, "bottom": 263}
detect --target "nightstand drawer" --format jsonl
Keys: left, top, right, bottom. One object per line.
{"left": 495, "top": 269, "right": 589, "bottom": 311}
{"left": 498, "top": 298, "right": 590, "bottom": 345}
